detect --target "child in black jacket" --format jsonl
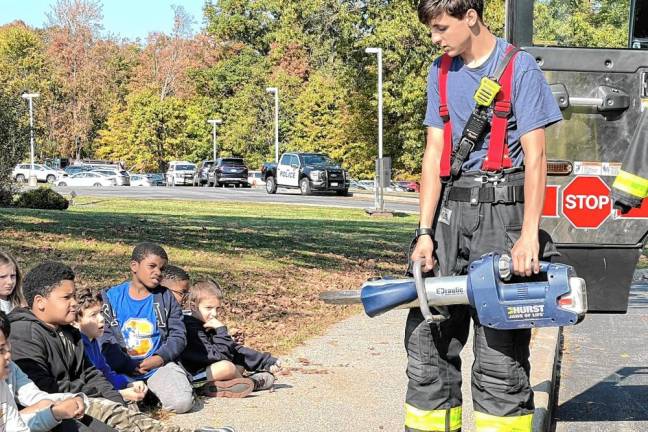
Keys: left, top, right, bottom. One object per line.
{"left": 181, "top": 278, "right": 282, "bottom": 397}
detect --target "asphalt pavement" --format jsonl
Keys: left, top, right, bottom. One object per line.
{"left": 553, "top": 282, "right": 648, "bottom": 432}
{"left": 50, "top": 185, "right": 420, "bottom": 214}
{"left": 167, "top": 309, "right": 557, "bottom": 432}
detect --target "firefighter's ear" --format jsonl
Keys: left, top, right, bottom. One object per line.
{"left": 465, "top": 8, "right": 480, "bottom": 27}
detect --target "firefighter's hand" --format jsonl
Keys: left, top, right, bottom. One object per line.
{"left": 411, "top": 235, "right": 435, "bottom": 272}
{"left": 511, "top": 232, "right": 540, "bottom": 277}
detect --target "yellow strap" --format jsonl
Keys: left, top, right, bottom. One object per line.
{"left": 404, "top": 404, "right": 462, "bottom": 431}
{"left": 474, "top": 411, "right": 533, "bottom": 432}
{"left": 613, "top": 170, "right": 648, "bottom": 199}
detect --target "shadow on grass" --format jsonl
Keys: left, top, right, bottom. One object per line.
{"left": 0, "top": 206, "right": 416, "bottom": 272}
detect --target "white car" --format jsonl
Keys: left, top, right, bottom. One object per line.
{"left": 57, "top": 171, "right": 116, "bottom": 187}
{"left": 247, "top": 170, "right": 265, "bottom": 186}
{"left": 130, "top": 174, "right": 153, "bottom": 186}
{"left": 166, "top": 161, "right": 196, "bottom": 186}
{"left": 12, "top": 164, "right": 63, "bottom": 183}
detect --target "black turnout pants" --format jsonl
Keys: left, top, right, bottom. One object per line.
{"left": 405, "top": 173, "right": 556, "bottom": 430}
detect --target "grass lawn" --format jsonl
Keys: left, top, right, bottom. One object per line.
{"left": 0, "top": 197, "right": 417, "bottom": 353}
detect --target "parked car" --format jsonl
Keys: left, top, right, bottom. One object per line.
{"left": 349, "top": 180, "right": 369, "bottom": 191}
{"left": 193, "top": 160, "right": 215, "bottom": 186}
{"left": 91, "top": 168, "right": 130, "bottom": 186}
{"left": 208, "top": 157, "right": 250, "bottom": 187}
{"left": 131, "top": 173, "right": 166, "bottom": 186}
{"left": 400, "top": 180, "right": 420, "bottom": 192}
{"left": 12, "top": 163, "right": 64, "bottom": 183}
{"left": 148, "top": 173, "right": 166, "bottom": 186}
{"left": 64, "top": 165, "right": 92, "bottom": 176}
{"left": 56, "top": 171, "right": 116, "bottom": 187}
{"left": 166, "top": 161, "right": 196, "bottom": 186}
{"left": 130, "top": 174, "right": 152, "bottom": 186}
{"left": 247, "top": 170, "right": 265, "bottom": 186}
{"left": 262, "top": 153, "right": 350, "bottom": 195}
{"left": 357, "top": 180, "right": 375, "bottom": 190}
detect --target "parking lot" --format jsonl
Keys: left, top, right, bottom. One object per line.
{"left": 50, "top": 184, "right": 420, "bottom": 214}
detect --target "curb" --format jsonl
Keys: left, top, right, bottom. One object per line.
{"left": 530, "top": 326, "right": 562, "bottom": 432}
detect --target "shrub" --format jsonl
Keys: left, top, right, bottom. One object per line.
{"left": 14, "top": 187, "right": 69, "bottom": 210}
{"left": 0, "top": 188, "right": 13, "bottom": 207}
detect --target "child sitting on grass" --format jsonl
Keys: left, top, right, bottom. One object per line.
{"left": 99, "top": 242, "right": 194, "bottom": 413}
{"left": 10, "top": 260, "right": 233, "bottom": 432}
{"left": 74, "top": 287, "right": 148, "bottom": 404}
{"left": 0, "top": 250, "right": 27, "bottom": 314}
{"left": 161, "top": 264, "right": 191, "bottom": 312}
{"left": 181, "top": 278, "right": 282, "bottom": 397}
{"left": 0, "top": 310, "right": 107, "bottom": 432}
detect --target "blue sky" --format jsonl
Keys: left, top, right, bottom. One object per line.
{"left": 0, "top": 0, "right": 207, "bottom": 40}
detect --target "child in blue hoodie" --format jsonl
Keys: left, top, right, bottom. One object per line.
{"left": 74, "top": 287, "right": 148, "bottom": 404}
{"left": 99, "top": 242, "right": 193, "bottom": 413}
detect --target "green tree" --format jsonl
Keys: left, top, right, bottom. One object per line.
{"left": 0, "top": 91, "right": 29, "bottom": 199}
{"left": 95, "top": 90, "right": 214, "bottom": 171}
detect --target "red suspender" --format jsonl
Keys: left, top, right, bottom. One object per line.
{"left": 482, "top": 46, "right": 519, "bottom": 172}
{"left": 438, "top": 54, "right": 453, "bottom": 177}
{"left": 437, "top": 46, "right": 519, "bottom": 175}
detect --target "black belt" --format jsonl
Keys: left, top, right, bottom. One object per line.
{"left": 447, "top": 184, "right": 524, "bottom": 204}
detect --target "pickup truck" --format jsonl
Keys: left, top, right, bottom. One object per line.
{"left": 261, "top": 153, "right": 350, "bottom": 195}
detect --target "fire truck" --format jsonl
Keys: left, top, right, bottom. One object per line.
{"left": 507, "top": 0, "right": 648, "bottom": 314}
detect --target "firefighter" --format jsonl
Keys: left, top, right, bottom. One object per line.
{"left": 611, "top": 109, "right": 648, "bottom": 213}
{"left": 408, "top": 1, "right": 563, "bottom": 431}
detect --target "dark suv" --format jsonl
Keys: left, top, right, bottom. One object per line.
{"left": 207, "top": 157, "right": 250, "bottom": 187}
{"left": 193, "top": 160, "right": 215, "bottom": 186}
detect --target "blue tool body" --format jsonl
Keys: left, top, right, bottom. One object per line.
{"left": 357, "top": 253, "right": 585, "bottom": 329}
{"left": 468, "top": 253, "right": 580, "bottom": 329}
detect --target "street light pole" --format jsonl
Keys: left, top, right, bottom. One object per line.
{"left": 207, "top": 119, "right": 222, "bottom": 160}
{"left": 21, "top": 92, "right": 40, "bottom": 187}
{"left": 365, "top": 47, "right": 385, "bottom": 213}
{"left": 266, "top": 87, "right": 279, "bottom": 163}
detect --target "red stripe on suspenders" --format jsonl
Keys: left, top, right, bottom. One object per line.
{"left": 482, "top": 46, "right": 519, "bottom": 172}
{"left": 438, "top": 54, "right": 453, "bottom": 177}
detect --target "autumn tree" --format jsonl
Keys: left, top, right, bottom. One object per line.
{"left": 44, "top": 0, "right": 104, "bottom": 158}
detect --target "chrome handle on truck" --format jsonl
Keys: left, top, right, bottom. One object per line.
{"left": 550, "top": 84, "right": 630, "bottom": 112}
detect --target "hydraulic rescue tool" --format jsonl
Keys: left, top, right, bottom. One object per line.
{"left": 321, "top": 253, "right": 587, "bottom": 330}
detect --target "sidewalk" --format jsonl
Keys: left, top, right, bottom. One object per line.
{"left": 169, "top": 310, "right": 558, "bottom": 431}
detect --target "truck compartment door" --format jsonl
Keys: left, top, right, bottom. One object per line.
{"left": 508, "top": 0, "right": 648, "bottom": 312}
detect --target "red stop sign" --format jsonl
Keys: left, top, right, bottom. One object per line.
{"left": 562, "top": 176, "right": 612, "bottom": 229}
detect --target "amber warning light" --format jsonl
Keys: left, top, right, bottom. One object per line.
{"left": 547, "top": 160, "right": 573, "bottom": 175}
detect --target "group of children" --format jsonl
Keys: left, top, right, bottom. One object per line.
{"left": 0, "top": 242, "right": 283, "bottom": 431}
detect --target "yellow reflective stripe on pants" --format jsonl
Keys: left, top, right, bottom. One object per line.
{"left": 474, "top": 411, "right": 533, "bottom": 432}
{"left": 404, "top": 404, "right": 462, "bottom": 431}
{"left": 613, "top": 170, "right": 648, "bottom": 199}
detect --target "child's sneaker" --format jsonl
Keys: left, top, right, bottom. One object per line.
{"left": 202, "top": 378, "right": 254, "bottom": 398}
{"left": 269, "top": 359, "right": 283, "bottom": 374}
{"left": 250, "top": 371, "right": 276, "bottom": 391}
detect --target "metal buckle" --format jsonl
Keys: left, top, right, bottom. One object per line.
{"left": 474, "top": 173, "right": 505, "bottom": 185}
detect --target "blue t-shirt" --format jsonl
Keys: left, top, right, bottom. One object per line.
{"left": 424, "top": 38, "right": 563, "bottom": 172}
{"left": 105, "top": 282, "right": 162, "bottom": 379}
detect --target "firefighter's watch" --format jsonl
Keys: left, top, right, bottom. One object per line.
{"left": 415, "top": 227, "right": 435, "bottom": 239}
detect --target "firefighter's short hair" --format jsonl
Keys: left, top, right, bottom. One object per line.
{"left": 418, "top": 0, "right": 484, "bottom": 25}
